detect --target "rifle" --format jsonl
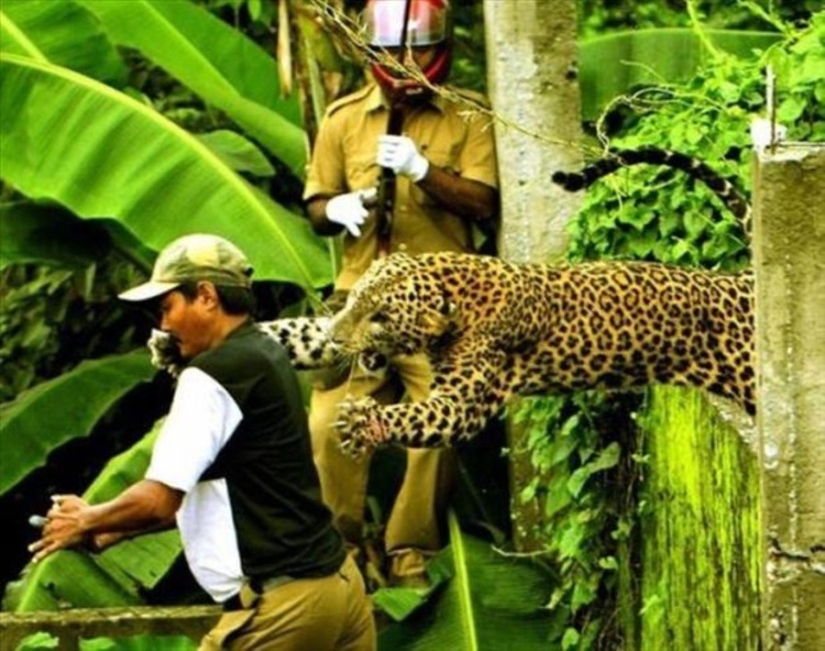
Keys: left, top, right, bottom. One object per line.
{"left": 375, "top": 0, "right": 413, "bottom": 257}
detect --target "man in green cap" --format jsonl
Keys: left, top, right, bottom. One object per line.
{"left": 29, "top": 234, "right": 376, "bottom": 650}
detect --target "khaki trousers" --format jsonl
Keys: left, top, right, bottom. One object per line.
{"left": 309, "top": 354, "right": 456, "bottom": 568}
{"left": 199, "top": 555, "right": 375, "bottom": 651}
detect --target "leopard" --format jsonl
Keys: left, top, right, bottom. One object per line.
{"left": 148, "top": 147, "right": 755, "bottom": 454}
{"left": 323, "top": 251, "right": 754, "bottom": 453}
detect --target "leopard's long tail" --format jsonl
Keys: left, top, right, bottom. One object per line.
{"left": 552, "top": 147, "right": 751, "bottom": 235}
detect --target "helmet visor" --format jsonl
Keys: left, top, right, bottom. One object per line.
{"left": 366, "top": 0, "right": 448, "bottom": 47}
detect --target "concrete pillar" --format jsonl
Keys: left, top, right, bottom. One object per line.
{"left": 483, "top": 0, "right": 583, "bottom": 553}
{"left": 752, "top": 144, "right": 825, "bottom": 649}
{"left": 483, "top": 0, "right": 582, "bottom": 264}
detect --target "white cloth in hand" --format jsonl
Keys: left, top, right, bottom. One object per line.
{"left": 148, "top": 328, "right": 185, "bottom": 377}
{"left": 325, "top": 188, "right": 377, "bottom": 237}
{"left": 376, "top": 135, "right": 429, "bottom": 182}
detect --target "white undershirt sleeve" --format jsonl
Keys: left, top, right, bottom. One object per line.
{"left": 146, "top": 367, "right": 243, "bottom": 493}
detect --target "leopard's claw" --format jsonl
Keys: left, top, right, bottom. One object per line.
{"left": 334, "top": 396, "right": 385, "bottom": 458}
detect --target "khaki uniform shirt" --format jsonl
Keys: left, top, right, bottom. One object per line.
{"left": 303, "top": 83, "right": 498, "bottom": 290}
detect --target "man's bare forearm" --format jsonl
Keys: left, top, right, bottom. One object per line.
{"left": 29, "top": 480, "right": 183, "bottom": 562}
{"left": 306, "top": 197, "right": 345, "bottom": 236}
{"left": 417, "top": 166, "right": 499, "bottom": 223}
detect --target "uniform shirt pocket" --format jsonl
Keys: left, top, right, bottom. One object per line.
{"left": 345, "top": 153, "right": 379, "bottom": 190}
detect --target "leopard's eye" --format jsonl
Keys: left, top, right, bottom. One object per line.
{"left": 369, "top": 311, "right": 389, "bottom": 324}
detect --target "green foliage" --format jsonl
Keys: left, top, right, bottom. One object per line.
{"left": 570, "top": 12, "right": 824, "bottom": 269}
{"left": 450, "top": 0, "right": 489, "bottom": 94}
{"left": 0, "top": 255, "right": 146, "bottom": 402}
{"left": 16, "top": 632, "right": 58, "bottom": 650}
{"left": 577, "top": 28, "right": 781, "bottom": 121}
{"left": 78, "top": 636, "right": 196, "bottom": 650}
{"left": 0, "top": 0, "right": 328, "bottom": 606}
{"left": 0, "top": 351, "right": 155, "bottom": 495}
{"left": 0, "top": 52, "right": 326, "bottom": 287}
{"left": 0, "top": 0, "right": 128, "bottom": 83}
{"left": 4, "top": 423, "right": 183, "bottom": 612}
{"left": 16, "top": 632, "right": 197, "bottom": 651}
{"left": 513, "top": 393, "right": 635, "bottom": 649}
{"left": 578, "top": 0, "right": 815, "bottom": 37}
{"left": 377, "top": 513, "right": 556, "bottom": 650}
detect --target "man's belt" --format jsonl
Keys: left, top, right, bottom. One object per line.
{"left": 251, "top": 574, "right": 295, "bottom": 594}
{"left": 222, "top": 575, "right": 295, "bottom": 611}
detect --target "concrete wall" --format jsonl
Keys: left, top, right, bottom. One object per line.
{"left": 752, "top": 144, "right": 825, "bottom": 649}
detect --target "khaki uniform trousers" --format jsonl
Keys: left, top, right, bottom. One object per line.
{"left": 199, "top": 555, "right": 375, "bottom": 651}
{"left": 309, "top": 353, "right": 456, "bottom": 578}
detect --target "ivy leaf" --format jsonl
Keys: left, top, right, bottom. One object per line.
{"left": 545, "top": 480, "right": 574, "bottom": 518}
{"left": 558, "top": 520, "right": 586, "bottom": 560}
{"left": 551, "top": 435, "right": 580, "bottom": 466}
{"left": 777, "top": 95, "right": 806, "bottom": 122}
{"left": 671, "top": 239, "right": 692, "bottom": 262}
{"left": 684, "top": 210, "right": 708, "bottom": 240}
{"left": 567, "top": 467, "right": 591, "bottom": 499}
{"left": 717, "top": 80, "right": 742, "bottom": 103}
{"left": 567, "top": 443, "right": 621, "bottom": 498}
{"left": 627, "top": 229, "right": 657, "bottom": 258}
{"left": 590, "top": 442, "right": 622, "bottom": 474}
{"left": 571, "top": 579, "right": 598, "bottom": 613}
{"left": 561, "top": 627, "right": 581, "bottom": 649}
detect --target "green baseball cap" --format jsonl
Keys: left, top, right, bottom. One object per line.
{"left": 119, "top": 234, "right": 253, "bottom": 302}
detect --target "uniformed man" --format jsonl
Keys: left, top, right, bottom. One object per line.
{"left": 303, "top": 0, "right": 499, "bottom": 587}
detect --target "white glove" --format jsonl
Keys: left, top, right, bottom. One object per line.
{"left": 325, "top": 188, "right": 377, "bottom": 237}
{"left": 376, "top": 135, "right": 429, "bottom": 182}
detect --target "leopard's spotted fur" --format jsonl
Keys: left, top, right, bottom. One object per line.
{"left": 325, "top": 252, "right": 754, "bottom": 452}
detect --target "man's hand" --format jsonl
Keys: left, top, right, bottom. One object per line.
{"left": 326, "top": 188, "right": 378, "bottom": 237}
{"left": 376, "top": 135, "right": 429, "bottom": 182}
{"left": 28, "top": 495, "right": 91, "bottom": 563}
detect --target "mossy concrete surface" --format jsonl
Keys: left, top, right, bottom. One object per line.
{"left": 626, "top": 386, "right": 761, "bottom": 650}
{"left": 753, "top": 144, "right": 825, "bottom": 650}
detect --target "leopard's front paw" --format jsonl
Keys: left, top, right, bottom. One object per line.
{"left": 334, "top": 396, "right": 387, "bottom": 458}
{"left": 148, "top": 329, "right": 184, "bottom": 377}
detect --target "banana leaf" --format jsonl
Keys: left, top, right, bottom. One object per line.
{"left": 79, "top": 0, "right": 297, "bottom": 118}
{"left": 196, "top": 130, "right": 275, "bottom": 178}
{"left": 579, "top": 28, "right": 781, "bottom": 120}
{"left": 0, "top": 203, "right": 112, "bottom": 270}
{"left": 0, "top": 53, "right": 330, "bottom": 289}
{"left": 0, "top": 0, "right": 127, "bottom": 85}
{"left": 377, "top": 513, "right": 555, "bottom": 650}
{"left": 83, "top": 421, "right": 183, "bottom": 608}
{"left": 4, "top": 421, "right": 184, "bottom": 612}
{"left": 77, "top": 0, "right": 307, "bottom": 177}
{"left": 17, "top": 633, "right": 197, "bottom": 651}
{"left": 0, "top": 350, "right": 155, "bottom": 496}
{"left": 3, "top": 547, "right": 143, "bottom": 613}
